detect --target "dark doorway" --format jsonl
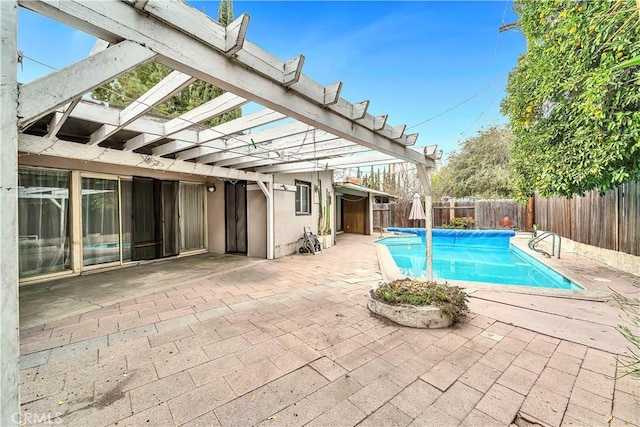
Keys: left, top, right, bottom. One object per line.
{"left": 225, "top": 181, "right": 247, "bottom": 254}
{"left": 132, "top": 177, "right": 179, "bottom": 260}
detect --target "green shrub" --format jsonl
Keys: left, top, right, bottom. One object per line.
{"left": 375, "top": 278, "right": 469, "bottom": 323}
{"left": 442, "top": 217, "right": 475, "bottom": 229}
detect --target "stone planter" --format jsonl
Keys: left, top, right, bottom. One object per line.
{"left": 367, "top": 289, "right": 453, "bottom": 329}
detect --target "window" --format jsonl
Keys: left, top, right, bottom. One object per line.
{"left": 18, "top": 167, "right": 71, "bottom": 277}
{"left": 295, "top": 180, "right": 311, "bottom": 215}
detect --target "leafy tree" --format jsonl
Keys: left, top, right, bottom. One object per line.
{"left": 92, "top": 0, "right": 241, "bottom": 127}
{"left": 502, "top": 0, "right": 640, "bottom": 200}
{"left": 432, "top": 125, "right": 514, "bottom": 199}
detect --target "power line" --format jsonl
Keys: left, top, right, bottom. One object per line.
{"left": 406, "top": 75, "right": 504, "bottom": 130}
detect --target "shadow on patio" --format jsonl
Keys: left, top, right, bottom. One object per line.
{"left": 19, "top": 253, "right": 268, "bottom": 330}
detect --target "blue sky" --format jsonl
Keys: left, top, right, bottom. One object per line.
{"left": 17, "top": 1, "right": 525, "bottom": 158}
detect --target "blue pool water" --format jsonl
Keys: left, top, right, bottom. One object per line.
{"left": 378, "top": 230, "right": 581, "bottom": 290}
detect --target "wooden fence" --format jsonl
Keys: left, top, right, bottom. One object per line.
{"left": 374, "top": 199, "right": 527, "bottom": 230}
{"left": 534, "top": 181, "right": 639, "bottom": 256}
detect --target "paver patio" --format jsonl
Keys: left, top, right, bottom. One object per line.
{"left": 17, "top": 234, "right": 640, "bottom": 426}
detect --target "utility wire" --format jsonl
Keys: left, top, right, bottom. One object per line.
{"left": 406, "top": 75, "right": 503, "bottom": 130}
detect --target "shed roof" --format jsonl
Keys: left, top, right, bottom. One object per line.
{"left": 334, "top": 183, "right": 393, "bottom": 198}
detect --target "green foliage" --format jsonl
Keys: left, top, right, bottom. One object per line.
{"left": 432, "top": 125, "right": 514, "bottom": 199}
{"left": 502, "top": 0, "right": 640, "bottom": 200}
{"left": 441, "top": 217, "right": 475, "bottom": 229}
{"left": 375, "top": 278, "right": 469, "bottom": 323}
{"left": 92, "top": 0, "right": 241, "bottom": 127}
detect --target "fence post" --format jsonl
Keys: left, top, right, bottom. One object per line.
{"left": 526, "top": 197, "right": 534, "bottom": 231}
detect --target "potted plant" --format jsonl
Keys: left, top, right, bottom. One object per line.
{"left": 368, "top": 278, "right": 469, "bottom": 328}
{"left": 531, "top": 224, "right": 539, "bottom": 238}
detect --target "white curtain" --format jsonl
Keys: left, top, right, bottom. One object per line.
{"left": 81, "top": 177, "right": 120, "bottom": 266}
{"left": 18, "top": 168, "right": 70, "bottom": 277}
{"left": 180, "top": 183, "right": 205, "bottom": 251}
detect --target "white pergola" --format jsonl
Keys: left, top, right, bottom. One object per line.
{"left": 0, "top": 1, "right": 438, "bottom": 421}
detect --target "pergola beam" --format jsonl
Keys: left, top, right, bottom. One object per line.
{"left": 18, "top": 40, "right": 157, "bottom": 128}
{"left": 186, "top": 120, "right": 315, "bottom": 162}
{"left": 152, "top": 140, "right": 192, "bottom": 157}
{"left": 119, "top": 71, "right": 195, "bottom": 126}
{"left": 195, "top": 123, "right": 337, "bottom": 164}
{"left": 199, "top": 108, "right": 285, "bottom": 141}
{"left": 21, "top": 0, "right": 426, "bottom": 165}
{"left": 46, "top": 38, "right": 111, "bottom": 139}
{"left": 128, "top": 0, "right": 249, "bottom": 55}
{"left": 124, "top": 92, "right": 248, "bottom": 151}
{"left": 237, "top": 41, "right": 305, "bottom": 86}
{"left": 229, "top": 142, "right": 368, "bottom": 170}
{"left": 165, "top": 93, "right": 248, "bottom": 135}
{"left": 19, "top": 134, "right": 272, "bottom": 182}
{"left": 256, "top": 152, "right": 408, "bottom": 173}
{"left": 63, "top": 100, "right": 199, "bottom": 144}
{"left": 214, "top": 137, "right": 359, "bottom": 168}
{"left": 91, "top": 70, "right": 196, "bottom": 145}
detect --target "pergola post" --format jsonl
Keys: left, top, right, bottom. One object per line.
{"left": 0, "top": 0, "right": 21, "bottom": 424}
{"left": 256, "top": 180, "right": 275, "bottom": 260}
{"left": 267, "top": 182, "right": 275, "bottom": 260}
{"left": 416, "top": 164, "right": 433, "bottom": 280}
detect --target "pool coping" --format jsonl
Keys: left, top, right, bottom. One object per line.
{"left": 374, "top": 234, "right": 611, "bottom": 301}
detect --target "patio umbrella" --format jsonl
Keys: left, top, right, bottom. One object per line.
{"left": 408, "top": 193, "right": 426, "bottom": 224}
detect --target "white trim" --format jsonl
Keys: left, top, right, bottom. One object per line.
{"left": 18, "top": 40, "right": 157, "bottom": 127}
{"left": 46, "top": 39, "right": 112, "bottom": 139}
{"left": 19, "top": 134, "right": 273, "bottom": 183}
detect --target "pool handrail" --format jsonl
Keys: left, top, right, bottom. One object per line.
{"left": 528, "top": 231, "right": 561, "bottom": 259}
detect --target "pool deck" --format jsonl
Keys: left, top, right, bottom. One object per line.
{"left": 17, "top": 233, "right": 640, "bottom": 426}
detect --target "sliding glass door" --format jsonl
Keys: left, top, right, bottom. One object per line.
{"left": 180, "top": 183, "right": 205, "bottom": 251}
{"left": 81, "top": 177, "right": 120, "bottom": 266}
{"left": 18, "top": 168, "right": 71, "bottom": 277}
{"left": 132, "top": 177, "right": 180, "bottom": 260}
{"left": 121, "top": 180, "right": 133, "bottom": 262}
{"left": 18, "top": 167, "right": 207, "bottom": 280}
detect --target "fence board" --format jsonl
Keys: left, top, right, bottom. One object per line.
{"left": 373, "top": 199, "right": 526, "bottom": 230}
{"left": 619, "top": 182, "right": 640, "bottom": 255}
{"left": 475, "top": 199, "right": 527, "bottom": 230}
{"left": 533, "top": 181, "right": 639, "bottom": 256}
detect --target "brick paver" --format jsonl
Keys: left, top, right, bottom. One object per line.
{"left": 16, "top": 234, "right": 640, "bottom": 426}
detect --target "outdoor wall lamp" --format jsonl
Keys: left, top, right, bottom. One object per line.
{"left": 207, "top": 185, "right": 216, "bottom": 193}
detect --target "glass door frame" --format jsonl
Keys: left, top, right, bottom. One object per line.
{"left": 178, "top": 181, "right": 208, "bottom": 254}
{"left": 79, "top": 172, "right": 130, "bottom": 271}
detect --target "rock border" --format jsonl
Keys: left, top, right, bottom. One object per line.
{"left": 367, "top": 289, "right": 453, "bottom": 329}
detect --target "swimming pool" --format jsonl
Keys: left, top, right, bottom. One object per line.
{"left": 377, "top": 230, "right": 581, "bottom": 290}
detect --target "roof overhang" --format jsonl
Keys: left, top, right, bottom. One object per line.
{"left": 334, "top": 183, "right": 393, "bottom": 198}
